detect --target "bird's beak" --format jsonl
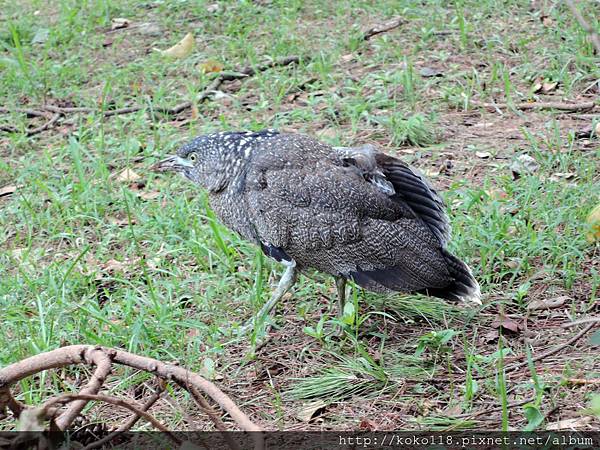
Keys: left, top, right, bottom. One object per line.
{"left": 151, "top": 155, "right": 194, "bottom": 173}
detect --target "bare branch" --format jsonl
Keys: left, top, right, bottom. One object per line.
{"left": 362, "top": 17, "right": 405, "bottom": 41}
{"left": 80, "top": 380, "right": 166, "bottom": 450}
{"left": 0, "top": 345, "right": 263, "bottom": 438}
{"left": 473, "top": 100, "right": 596, "bottom": 112}
{"left": 41, "top": 393, "right": 179, "bottom": 444}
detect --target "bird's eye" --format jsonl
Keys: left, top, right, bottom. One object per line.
{"left": 189, "top": 152, "right": 198, "bottom": 162}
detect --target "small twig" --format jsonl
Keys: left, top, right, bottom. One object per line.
{"left": 504, "top": 322, "right": 596, "bottom": 374}
{"left": 456, "top": 396, "right": 535, "bottom": 419}
{"left": 561, "top": 317, "right": 600, "bottom": 328}
{"left": 25, "top": 114, "right": 61, "bottom": 136}
{"left": 362, "top": 17, "right": 405, "bottom": 40}
{"left": 41, "top": 393, "right": 180, "bottom": 444}
{"left": 473, "top": 100, "right": 596, "bottom": 112}
{"left": 0, "top": 107, "right": 53, "bottom": 118}
{"left": 564, "top": 0, "right": 600, "bottom": 54}
{"left": 565, "top": 377, "right": 600, "bottom": 385}
{"left": 80, "top": 380, "right": 166, "bottom": 450}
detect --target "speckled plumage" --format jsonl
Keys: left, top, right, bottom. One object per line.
{"left": 159, "top": 130, "right": 480, "bottom": 305}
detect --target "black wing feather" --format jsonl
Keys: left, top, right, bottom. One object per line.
{"left": 375, "top": 154, "right": 451, "bottom": 245}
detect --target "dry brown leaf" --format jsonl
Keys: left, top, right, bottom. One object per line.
{"left": 546, "top": 416, "right": 591, "bottom": 430}
{"left": 541, "top": 15, "right": 553, "bottom": 27}
{"left": 156, "top": 32, "right": 194, "bottom": 59}
{"left": 137, "top": 190, "right": 161, "bottom": 201}
{"left": 102, "top": 259, "right": 128, "bottom": 272}
{"left": 549, "top": 172, "right": 575, "bottom": 182}
{"left": 359, "top": 417, "right": 379, "bottom": 431}
{"left": 542, "top": 81, "right": 558, "bottom": 93}
{"left": 527, "top": 295, "right": 570, "bottom": 311}
{"left": 190, "top": 104, "right": 199, "bottom": 120}
{"left": 109, "top": 216, "right": 136, "bottom": 227}
{"left": 198, "top": 60, "right": 224, "bottom": 74}
{"left": 114, "top": 168, "right": 141, "bottom": 183}
{"left": 296, "top": 400, "right": 327, "bottom": 422}
{"left": 491, "top": 315, "right": 521, "bottom": 334}
{"left": 0, "top": 185, "right": 17, "bottom": 197}
{"left": 111, "top": 18, "right": 130, "bottom": 30}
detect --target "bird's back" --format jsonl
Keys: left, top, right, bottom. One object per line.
{"left": 205, "top": 131, "right": 480, "bottom": 304}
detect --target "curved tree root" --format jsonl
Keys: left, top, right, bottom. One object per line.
{"left": 0, "top": 345, "right": 264, "bottom": 450}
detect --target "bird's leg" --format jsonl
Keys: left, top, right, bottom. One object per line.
{"left": 332, "top": 276, "right": 347, "bottom": 336}
{"left": 238, "top": 260, "right": 297, "bottom": 336}
{"left": 335, "top": 276, "right": 347, "bottom": 321}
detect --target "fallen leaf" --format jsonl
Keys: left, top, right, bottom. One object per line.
{"left": 111, "top": 18, "right": 130, "bottom": 30}
{"left": 510, "top": 154, "right": 539, "bottom": 179}
{"left": 546, "top": 416, "right": 591, "bottom": 430}
{"left": 491, "top": 315, "right": 521, "bottom": 334}
{"left": 541, "top": 15, "right": 553, "bottom": 27}
{"left": 340, "top": 53, "right": 354, "bottom": 62}
{"left": 359, "top": 417, "right": 379, "bottom": 431}
{"left": 0, "top": 185, "right": 17, "bottom": 197}
{"left": 102, "top": 259, "right": 128, "bottom": 272}
{"left": 139, "top": 23, "right": 162, "bottom": 36}
{"left": 586, "top": 203, "right": 600, "bottom": 243}
{"left": 527, "top": 295, "right": 569, "bottom": 311}
{"left": 109, "top": 216, "right": 137, "bottom": 227}
{"left": 476, "top": 151, "right": 492, "bottom": 159}
{"left": 541, "top": 81, "right": 557, "bottom": 93}
{"left": 575, "top": 124, "right": 596, "bottom": 139}
{"left": 549, "top": 172, "right": 575, "bottom": 182}
{"left": 114, "top": 168, "right": 141, "bottom": 183}
{"left": 296, "top": 400, "right": 327, "bottom": 422}
{"left": 419, "top": 67, "right": 444, "bottom": 78}
{"left": 198, "top": 60, "right": 223, "bottom": 74}
{"left": 31, "top": 28, "right": 49, "bottom": 44}
{"left": 505, "top": 258, "right": 519, "bottom": 269}
{"left": 206, "top": 3, "right": 221, "bottom": 13}
{"left": 156, "top": 32, "right": 194, "bottom": 59}
{"left": 137, "top": 190, "right": 161, "bottom": 201}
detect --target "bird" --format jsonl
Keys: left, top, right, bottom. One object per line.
{"left": 153, "top": 130, "right": 481, "bottom": 333}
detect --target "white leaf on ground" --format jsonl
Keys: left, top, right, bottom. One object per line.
{"left": 527, "top": 295, "right": 569, "bottom": 311}
{"left": 296, "top": 400, "right": 327, "bottom": 422}
{"left": 156, "top": 32, "right": 194, "bottom": 59}
{"left": 114, "top": 168, "right": 141, "bottom": 183}
{"left": 546, "top": 416, "right": 591, "bottom": 430}
{"left": 111, "top": 18, "right": 130, "bottom": 30}
{"left": 0, "top": 185, "right": 17, "bottom": 197}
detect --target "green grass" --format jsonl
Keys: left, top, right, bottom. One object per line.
{"left": 1, "top": 0, "right": 599, "bottom": 432}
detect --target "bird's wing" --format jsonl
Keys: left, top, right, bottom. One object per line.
{"left": 243, "top": 144, "right": 419, "bottom": 260}
{"left": 373, "top": 152, "right": 451, "bottom": 245}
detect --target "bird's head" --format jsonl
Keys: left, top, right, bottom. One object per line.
{"left": 152, "top": 130, "right": 279, "bottom": 192}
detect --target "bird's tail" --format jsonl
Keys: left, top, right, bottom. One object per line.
{"left": 417, "top": 249, "right": 481, "bottom": 305}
